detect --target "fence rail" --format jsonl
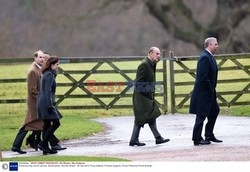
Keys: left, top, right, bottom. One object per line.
{"left": 0, "top": 54, "right": 168, "bottom": 113}
{"left": 169, "top": 52, "right": 250, "bottom": 113}
{"left": 0, "top": 52, "right": 249, "bottom": 113}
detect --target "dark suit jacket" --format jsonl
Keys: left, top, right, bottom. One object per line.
{"left": 189, "top": 50, "right": 220, "bottom": 117}
{"left": 133, "top": 57, "right": 161, "bottom": 125}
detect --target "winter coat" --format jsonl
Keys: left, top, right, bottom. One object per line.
{"left": 38, "top": 68, "right": 62, "bottom": 120}
{"left": 133, "top": 57, "right": 161, "bottom": 125}
{"left": 189, "top": 49, "right": 220, "bottom": 116}
{"left": 23, "top": 63, "right": 43, "bottom": 131}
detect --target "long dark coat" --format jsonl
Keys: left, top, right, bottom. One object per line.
{"left": 38, "top": 68, "right": 62, "bottom": 120}
{"left": 189, "top": 50, "right": 220, "bottom": 117}
{"left": 133, "top": 57, "right": 161, "bottom": 125}
{"left": 23, "top": 63, "right": 43, "bottom": 131}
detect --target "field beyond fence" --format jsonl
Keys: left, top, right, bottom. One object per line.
{"left": 0, "top": 52, "right": 249, "bottom": 151}
{"left": 0, "top": 52, "right": 249, "bottom": 113}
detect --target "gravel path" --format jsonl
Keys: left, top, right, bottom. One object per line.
{"left": 3, "top": 114, "right": 250, "bottom": 161}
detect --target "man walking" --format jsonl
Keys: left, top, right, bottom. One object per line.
{"left": 11, "top": 50, "right": 66, "bottom": 154}
{"left": 129, "top": 47, "right": 170, "bottom": 146}
{"left": 190, "top": 37, "right": 223, "bottom": 146}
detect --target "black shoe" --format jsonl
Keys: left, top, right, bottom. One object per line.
{"left": 11, "top": 146, "right": 27, "bottom": 154}
{"left": 206, "top": 136, "right": 223, "bottom": 143}
{"left": 193, "top": 139, "right": 211, "bottom": 146}
{"left": 43, "top": 148, "right": 58, "bottom": 155}
{"left": 156, "top": 136, "right": 170, "bottom": 144}
{"left": 129, "top": 141, "right": 146, "bottom": 146}
{"left": 51, "top": 144, "right": 67, "bottom": 151}
{"left": 38, "top": 143, "right": 58, "bottom": 155}
{"left": 37, "top": 143, "right": 46, "bottom": 152}
{"left": 26, "top": 135, "right": 36, "bottom": 150}
{"left": 49, "top": 149, "right": 58, "bottom": 154}
{"left": 34, "top": 139, "right": 41, "bottom": 151}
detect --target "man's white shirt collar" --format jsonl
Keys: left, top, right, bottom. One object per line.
{"left": 35, "top": 63, "right": 42, "bottom": 69}
{"left": 205, "top": 48, "right": 213, "bottom": 56}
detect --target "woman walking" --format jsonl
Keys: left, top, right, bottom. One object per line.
{"left": 37, "top": 56, "right": 62, "bottom": 155}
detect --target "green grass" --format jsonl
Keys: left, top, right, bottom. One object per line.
{"left": 172, "top": 58, "right": 250, "bottom": 115}
{"left": 3, "top": 156, "right": 129, "bottom": 161}
{"left": 230, "top": 106, "right": 250, "bottom": 116}
{"left": 0, "top": 58, "right": 249, "bottom": 156}
{"left": 0, "top": 62, "right": 137, "bottom": 151}
{"left": 0, "top": 104, "right": 104, "bottom": 150}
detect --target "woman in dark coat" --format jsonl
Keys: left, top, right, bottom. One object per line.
{"left": 37, "top": 56, "right": 62, "bottom": 154}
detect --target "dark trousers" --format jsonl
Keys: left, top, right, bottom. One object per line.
{"left": 12, "top": 126, "right": 28, "bottom": 148}
{"left": 42, "top": 119, "right": 60, "bottom": 148}
{"left": 12, "top": 126, "right": 59, "bottom": 149}
{"left": 26, "top": 130, "right": 42, "bottom": 146}
{"left": 192, "top": 111, "right": 219, "bottom": 141}
{"left": 130, "top": 119, "right": 161, "bottom": 142}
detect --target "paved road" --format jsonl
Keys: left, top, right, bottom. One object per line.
{"left": 3, "top": 114, "right": 250, "bottom": 161}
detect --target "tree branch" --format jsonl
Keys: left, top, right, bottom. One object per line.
{"left": 230, "top": 3, "right": 250, "bottom": 28}
{"left": 75, "top": 0, "right": 134, "bottom": 21}
{"left": 144, "top": 0, "right": 206, "bottom": 48}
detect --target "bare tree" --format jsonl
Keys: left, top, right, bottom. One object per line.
{"left": 97, "top": 0, "right": 250, "bottom": 53}
{"left": 0, "top": 0, "right": 249, "bottom": 57}
{"left": 143, "top": 0, "right": 250, "bottom": 53}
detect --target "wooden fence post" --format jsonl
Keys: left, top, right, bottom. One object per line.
{"left": 169, "top": 51, "right": 176, "bottom": 113}
{"left": 0, "top": 148, "right": 2, "bottom": 161}
{"left": 162, "top": 50, "right": 168, "bottom": 114}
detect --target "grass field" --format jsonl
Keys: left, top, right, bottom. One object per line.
{"left": 0, "top": 58, "right": 249, "bottom": 155}
{"left": 3, "top": 156, "right": 129, "bottom": 162}
{"left": 173, "top": 58, "right": 250, "bottom": 116}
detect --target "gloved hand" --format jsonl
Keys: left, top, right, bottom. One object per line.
{"left": 48, "top": 107, "right": 53, "bottom": 113}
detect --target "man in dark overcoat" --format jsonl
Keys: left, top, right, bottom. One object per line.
{"left": 190, "top": 37, "right": 223, "bottom": 145}
{"left": 129, "top": 47, "right": 170, "bottom": 146}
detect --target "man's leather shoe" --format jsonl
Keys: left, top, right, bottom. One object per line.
{"left": 129, "top": 141, "right": 146, "bottom": 146}
{"left": 51, "top": 144, "right": 67, "bottom": 151}
{"left": 37, "top": 143, "right": 47, "bottom": 152}
{"left": 193, "top": 139, "right": 211, "bottom": 146}
{"left": 43, "top": 149, "right": 58, "bottom": 155}
{"left": 206, "top": 136, "right": 223, "bottom": 143}
{"left": 11, "top": 146, "right": 27, "bottom": 154}
{"left": 156, "top": 136, "right": 170, "bottom": 144}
